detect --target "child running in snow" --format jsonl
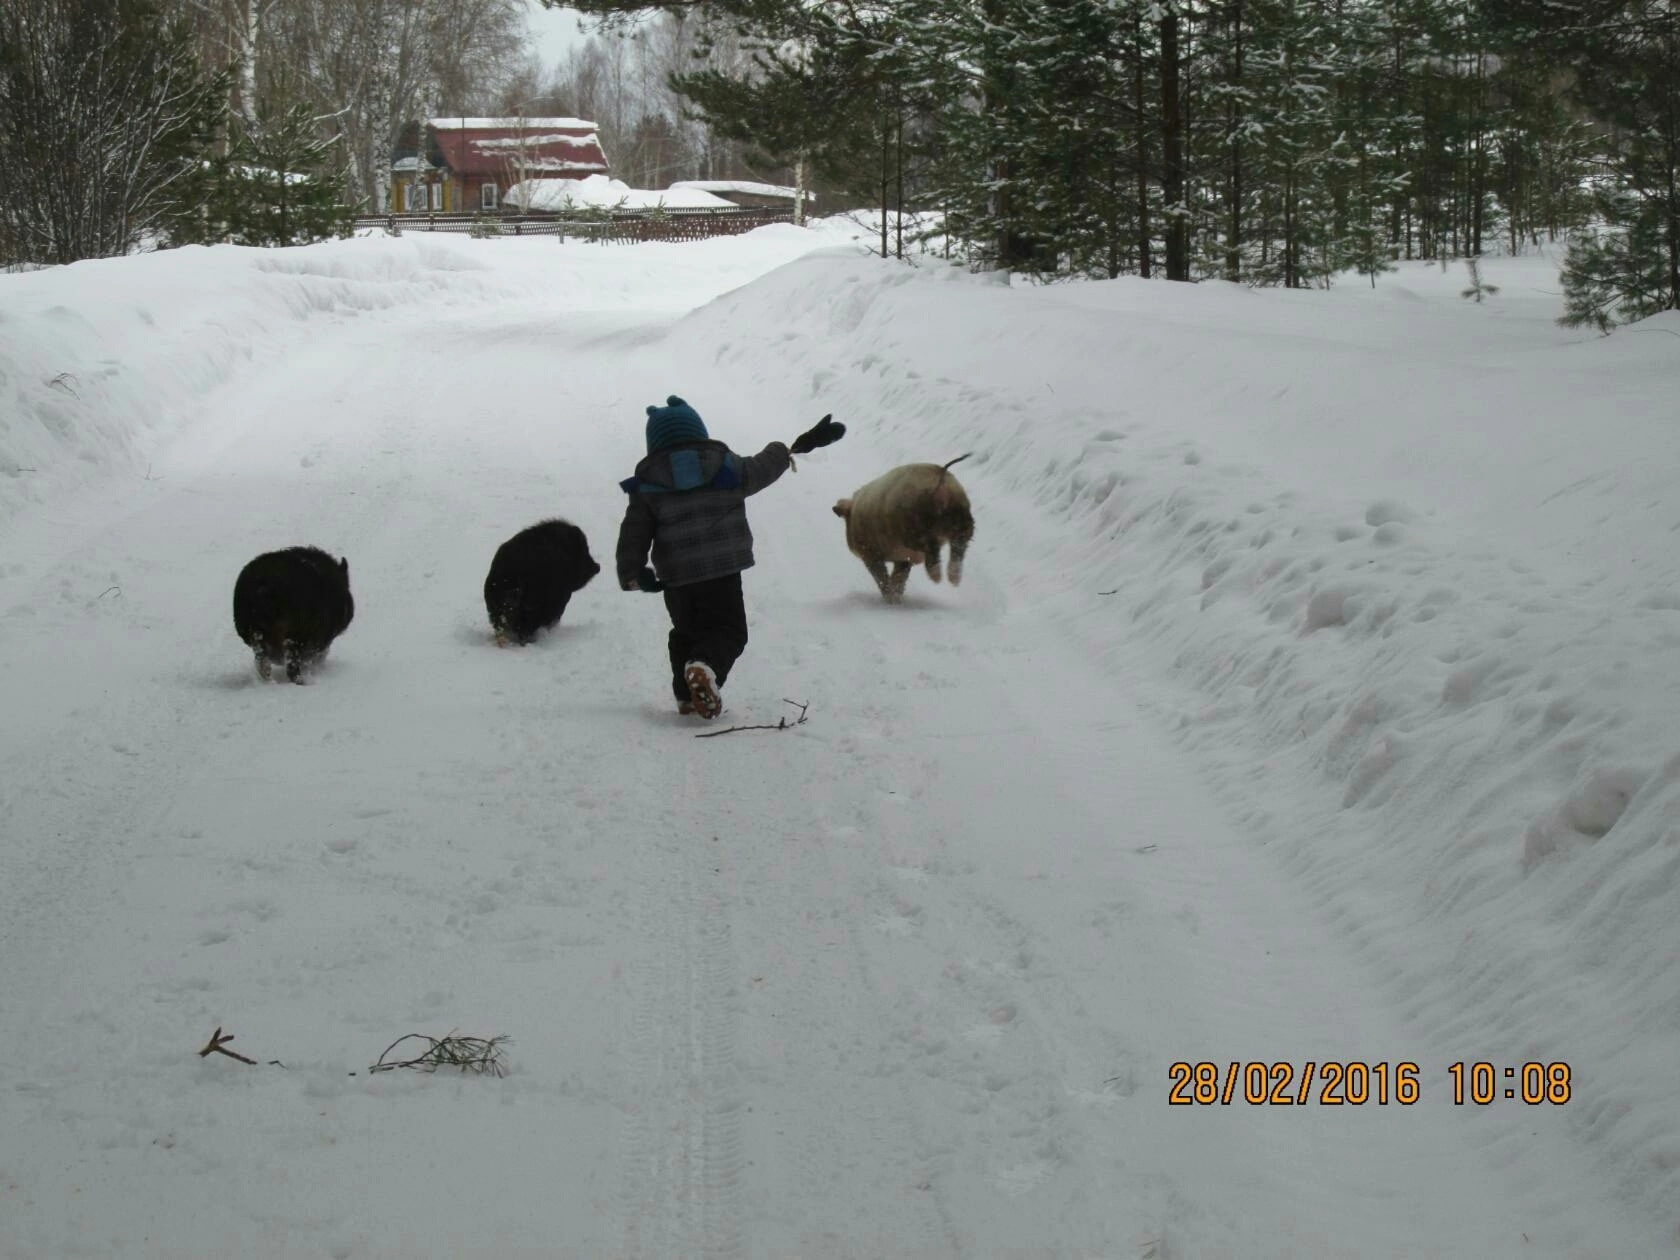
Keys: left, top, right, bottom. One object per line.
{"left": 616, "top": 395, "right": 844, "bottom": 719}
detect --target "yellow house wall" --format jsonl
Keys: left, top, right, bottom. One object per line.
{"left": 392, "top": 178, "right": 454, "bottom": 213}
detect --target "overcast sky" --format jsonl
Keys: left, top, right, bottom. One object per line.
{"left": 524, "top": 2, "right": 594, "bottom": 68}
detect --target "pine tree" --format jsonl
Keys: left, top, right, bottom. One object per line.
{"left": 927, "top": 0, "right": 1144, "bottom": 277}
{"left": 1460, "top": 254, "right": 1500, "bottom": 300}
{"left": 1491, "top": 0, "right": 1680, "bottom": 322}
{"left": 669, "top": 6, "right": 921, "bottom": 246}
{"left": 1559, "top": 187, "right": 1674, "bottom": 331}
{"left": 218, "top": 97, "right": 354, "bottom": 247}
{"left": 1197, "top": 0, "right": 1253, "bottom": 281}
{"left": 1240, "top": 0, "right": 1342, "bottom": 287}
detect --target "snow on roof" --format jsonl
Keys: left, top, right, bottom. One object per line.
{"left": 670, "top": 180, "right": 816, "bottom": 202}
{"left": 429, "top": 116, "right": 597, "bottom": 131}
{"left": 502, "top": 158, "right": 608, "bottom": 173}
{"left": 505, "top": 175, "right": 736, "bottom": 212}
{"left": 471, "top": 135, "right": 599, "bottom": 153}
{"left": 429, "top": 126, "right": 609, "bottom": 180}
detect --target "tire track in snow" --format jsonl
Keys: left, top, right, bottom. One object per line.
{"left": 613, "top": 830, "right": 686, "bottom": 1259}
{"left": 722, "top": 599, "right": 1114, "bottom": 1254}
{"left": 773, "top": 792, "right": 970, "bottom": 1258}
{"left": 826, "top": 694, "right": 1135, "bottom": 1258}
{"left": 695, "top": 856, "right": 746, "bottom": 1260}
{"left": 828, "top": 910, "right": 971, "bottom": 1260}
{"left": 686, "top": 664, "right": 964, "bottom": 1258}
{"left": 612, "top": 786, "right": 745, "bottom": 1260}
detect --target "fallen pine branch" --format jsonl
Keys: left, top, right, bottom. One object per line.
{"left": 369, "top": 1031, "right": 510, "bottom": 1078}
{"left": 696, "top": 699, "right": 810, "bottom": 738}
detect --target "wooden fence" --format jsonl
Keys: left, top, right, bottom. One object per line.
{"left": 353, "top": 206, "right": 795, "bottom": 244}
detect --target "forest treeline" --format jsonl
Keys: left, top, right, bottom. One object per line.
{"left": 571, "top": 0, "right": 1678, "bottom": 327}
{"left": 3, "top": 0, "right": 1676, "bottom": 329}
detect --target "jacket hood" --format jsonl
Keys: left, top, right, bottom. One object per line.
{"left": 621, "top": 439, "right": 741, "bottom": 494}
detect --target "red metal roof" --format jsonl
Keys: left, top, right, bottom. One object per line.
{"left": 428, "top": 122, "right": 608, "bottom": 181}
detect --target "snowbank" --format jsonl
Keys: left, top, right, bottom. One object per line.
{"left": 504, "top": 174, "right": 735, "bottom": 212}
{"left": 0, "top": 240, "right": 526, "bottom": 529}
{"left": 660, "top": 248, "right": 1680, "bottom": 1221}
{"left": 0, "top": 222, "right": 841, "bottom": 531}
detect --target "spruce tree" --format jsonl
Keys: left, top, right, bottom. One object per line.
{"left": 1491, "top": 0, "right": 1680, "bottom": 323}
{"left": 1559, "top": 188, "right": 1674, "bottom": 331}
{"left": 218, "top": 98, "right": 354, "bottom": 247}
{"left": 1240, "top": 0, "right": 1341, "bottom": 287}
{"left": 670, "top": 6, "right": 927, "bottom": 250}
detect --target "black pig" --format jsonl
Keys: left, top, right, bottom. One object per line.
{"left": 232, "top": 546, "right": 355, "bottom": 683}
{"left": 484, "top": 518, "right": 600, "bottom": 646}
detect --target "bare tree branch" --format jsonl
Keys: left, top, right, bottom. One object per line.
{"left": 695, "top": 698, "right": 811, "bottom": 737}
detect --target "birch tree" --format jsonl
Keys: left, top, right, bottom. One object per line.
{"left": 171, "top": 0, "right": 285, "bottom": 122}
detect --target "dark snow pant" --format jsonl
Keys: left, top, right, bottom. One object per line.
{"left": 663, "top": 572, "right": 749, "bottom": 702}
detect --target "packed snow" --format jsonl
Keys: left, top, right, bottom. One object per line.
{"left": 1, "top": 220, "right": 1677, "bottom": 1259}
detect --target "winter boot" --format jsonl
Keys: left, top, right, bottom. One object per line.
{"left": 683, "top": 661, "right": 722, "bottom": 720}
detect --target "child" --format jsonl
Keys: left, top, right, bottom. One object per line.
{"left": 616, "top": 395, "right": 844, "bottom": 719}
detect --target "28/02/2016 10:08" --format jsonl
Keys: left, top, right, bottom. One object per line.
{"left": 1166, "top": 1060, "right": 1573, "bottom": 1106}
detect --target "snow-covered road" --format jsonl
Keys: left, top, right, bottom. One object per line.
{"left": 1, "top": 229, "right": 1674, "bottom": 1257}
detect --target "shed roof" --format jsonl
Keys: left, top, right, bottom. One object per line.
{"left": 670, "top": 180, "right": 815, "bottom": 203}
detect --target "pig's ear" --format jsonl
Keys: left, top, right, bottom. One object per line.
{"left": 832, "top": 499, "right": 853, "bottom": 518}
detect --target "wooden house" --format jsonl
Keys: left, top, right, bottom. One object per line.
{"left": 392, "top": 118, "right": 610, "bottom": 213}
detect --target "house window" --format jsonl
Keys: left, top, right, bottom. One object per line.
{"left": 407, "top": 182, "right": 430, "bottom": 212}
{"left": 480, "top": 182, "right": 498, "bottom": 211}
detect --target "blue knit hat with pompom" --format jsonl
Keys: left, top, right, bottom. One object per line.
{"left": 645, "top": 395, "right": 708, "bottom": 453}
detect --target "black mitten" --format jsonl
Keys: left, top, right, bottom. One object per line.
{"left": 790, "top": 414, "right": 846, "bottom": 454}
{"left": 637, "top": 566, "right": 664, "bottom": 593}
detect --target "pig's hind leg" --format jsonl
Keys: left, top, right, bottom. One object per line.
{"left": 947, "top": 531, "right": 971, "bottom": 586}
{"left": 886, "top": 561, "right": 913, "bottom": 604}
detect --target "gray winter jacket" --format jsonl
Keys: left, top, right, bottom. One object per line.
{"left": 616, "top": 439, "right": 792, "bottom": 588}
